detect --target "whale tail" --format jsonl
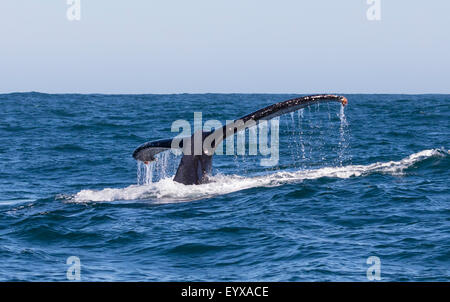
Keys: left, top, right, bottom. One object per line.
{"left": 133, "top": 94, "right": 348, "bottom": 185}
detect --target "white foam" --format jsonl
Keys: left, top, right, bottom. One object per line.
{"left": 70, "top": 149, "right": 448, "bottom": 204}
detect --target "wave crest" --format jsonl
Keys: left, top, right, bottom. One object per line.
{"left": 69, "top": 149, "right": 448, "bottom": 204}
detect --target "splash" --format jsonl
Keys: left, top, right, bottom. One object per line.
{"left": 338, "top": 104, "right": 350, "bottom": 166}
{"left": 297, "top": 109, "right": 306, "bottom": 160}
{"left": 137, "top": 151, "right": 179, "bottom": 185}
{"left": 70, "top": 149, "right": 448, "bottom": 204}
{"left": 137, "top": 161, "right": 153, "bottom": 185}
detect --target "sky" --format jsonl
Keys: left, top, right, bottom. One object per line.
{"left": 0, "top": 0, "right": 449, "bottom": 94}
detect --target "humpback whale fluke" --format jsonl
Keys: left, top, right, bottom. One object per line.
{"left": 133, "top": 94, "right": 348, "bottom": 185}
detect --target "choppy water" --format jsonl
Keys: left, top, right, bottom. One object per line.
{"left": 0, "top": 93, "right": 448, "bottom": 281}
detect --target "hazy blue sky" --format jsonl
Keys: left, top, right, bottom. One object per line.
{"left": 0, "top": 1, "right": 449, "bottom": 94}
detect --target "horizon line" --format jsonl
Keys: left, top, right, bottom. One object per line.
{"left": 1, "top": 90, "right": 449, "bottom": 96}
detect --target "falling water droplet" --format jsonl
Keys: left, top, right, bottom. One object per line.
{"left": 338, "top": 104, "right": 350, "bottom": 166}
{"left": 136, "top": 150, "right": 178, "bottom": 185}
{"left": 297, "top": 109, "right": 306, "bottom": 160}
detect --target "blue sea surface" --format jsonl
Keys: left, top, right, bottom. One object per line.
{"left": 0, "top": 93, "right": 448, "bottom": 281}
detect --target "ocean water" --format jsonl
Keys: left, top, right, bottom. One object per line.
{"left": 0, "top": 93, "right": 448, "bottom": 281}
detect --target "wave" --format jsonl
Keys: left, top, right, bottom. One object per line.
{"left": 69, "top": 149, "right": 448, "bottom": 204}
